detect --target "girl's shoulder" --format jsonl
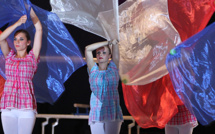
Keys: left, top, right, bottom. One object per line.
{"left": 5, "top": 49, "right": 15, "bottom": 60}
{"left": 27, "top": 49, "right": 40, "bottom": 63}
{"left": 108, "top": 60, "right": 117, "bottom": 70}
{"left": 88, "top": 62, "right": 99, "bottom": 74}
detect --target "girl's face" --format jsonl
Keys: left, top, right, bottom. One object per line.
{"left": 14, "top": 32, "right": 30, "bottom": 52}
{"left": 96, "top": 46, "right": 111, "bottom": 63}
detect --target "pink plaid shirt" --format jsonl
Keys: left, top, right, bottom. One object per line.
{"left": 167, "top": 105, "right": 198, "bottom": 127}
{"left": 0, "top": 49, "right": 39, "bottom": 111}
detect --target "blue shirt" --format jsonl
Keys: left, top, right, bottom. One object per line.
{"left": 88, "top": 61, "right": 123, "bottom": 124}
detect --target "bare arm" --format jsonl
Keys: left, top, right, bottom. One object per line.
{"left": 31, "top": 8, "right": 42, "bottom": 61}
{"left": 0, "top": 15, "right": 27, "bottom": 57}
{"left": 85, "top": 41, "right": 109, "bottom": 71}
{"left": 0, "top": 40, "right": 10, "bottom": 58}
{"left": 111, "top": 39, "right": 119, "bottom": 69}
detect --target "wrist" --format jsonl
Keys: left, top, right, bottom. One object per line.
{"left": 14, "top": 22, "right": 20, "bottom": 27}
{"left": 108, "top": 41, "right": 111, "bottom": 45}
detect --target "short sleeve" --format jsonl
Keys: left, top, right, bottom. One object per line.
{"left": 5, "top": 49, "right": 15, "bottom": 60}
{"left": 28, "top": 50, "right": 40, "bottom": 72}
{"left": 28, "top": 49, "right": 40, "bottom": 64}
{"left": 88, "top": 63, "right": 98, "bottom": 74}
{"left": 108, "top": 60, "right": 118, "bottom": 70}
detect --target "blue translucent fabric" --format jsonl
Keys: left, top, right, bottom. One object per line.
{"left": 0, "top": 49, "right": 5, "bottom": 79}
{"left": 0, "top": 0, "right": 86, "bottom": 104}
{"left": 166, "top": 22, "right": 215, "bottom": 125}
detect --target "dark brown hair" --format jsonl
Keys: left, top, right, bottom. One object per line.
{"left": 96, "top": 45, "right": 111, "bottom": 54}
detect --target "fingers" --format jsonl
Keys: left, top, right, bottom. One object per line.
{"left": 16, "top": 15, "right": 27, "bottom": 26}
{"left": 20, "top": 15, "right": 27, "bottom": 24}
{"left": 111, "top": 39, "right": 119, "bottom": 45}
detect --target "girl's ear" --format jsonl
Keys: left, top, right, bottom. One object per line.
{"left": 109, "top": 54, "right": 111, "bottom": 59}
{"left": 27, "top": 40, "right": 31, "bottom": 46}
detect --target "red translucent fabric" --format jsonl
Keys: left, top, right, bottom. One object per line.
{"left": 122, "top": 0, "right": 214, "bottom": 128}
{"left": 122, "top": 75, "right": 183, "bottom": 128}
{"left": 168, "top": 0, "right": 214, "bottom": 41}
{"left": 0, "top": 75, "right": 5, "bottom": 101}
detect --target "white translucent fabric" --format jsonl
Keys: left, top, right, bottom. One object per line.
{"left": 51, "top": 0, "right": 181, "bottom": 85}
{"left": 50, "top": 0, "right": 118, "bottom": 40}
{"left": 117, "top": 0, "right": 181, "bottom": 85}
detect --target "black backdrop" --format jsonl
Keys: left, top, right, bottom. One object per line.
{"left": 1, "top": 0, "right": 215, "bottom": 134}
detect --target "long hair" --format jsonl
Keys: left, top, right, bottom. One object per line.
{"left": 14, "top": 29, "right": 32, "bottom": 53}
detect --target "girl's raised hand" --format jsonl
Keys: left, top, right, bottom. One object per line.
{"left": 111, "top": 39, "right": 119, "bottom": 45}
{"left": 16, "top": 15, "right": 27, "bottom": 26}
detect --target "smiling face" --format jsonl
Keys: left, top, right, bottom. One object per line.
{"left": 96, "top": 46, "right": 111, "bottom": 63}
{"left": 14, "top": 31, "right": 31, "bottom": 52}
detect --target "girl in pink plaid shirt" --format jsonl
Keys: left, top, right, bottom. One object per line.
{"left": 0, "top": 8, "right": 42, "bottom": 134}
{"left": 85, "top": 40, "right": 123, "bottom": 134}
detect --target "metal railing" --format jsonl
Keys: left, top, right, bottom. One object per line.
{"left": 36, "top": 103, "right": 136, "bottom": 134}
{"left": 36, "top": 114, "right": 135, "bottom": 134}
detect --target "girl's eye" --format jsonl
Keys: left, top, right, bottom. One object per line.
{"left": 103, "top": 52, "right": 106, "bottom": 54}
{"left": 14, "top": 38, "right": 24, "bottom": 41}
{"left": 97, "top": 52, "right": 101, "bottom": 55}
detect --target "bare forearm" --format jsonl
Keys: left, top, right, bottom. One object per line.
{"left": 30, "top": 8, "right": 42, "bottom": 60}
{"left": 111, "top": 39, "right": 119, "bottom": 68}
{"left": 112, "top": 43, "right": 119, "bottom": 59}
{"left": 0, "top": 15, "right": 27, "bottom": 41}
{"left": 30, "top": 8, "right": 42, "bottom": 31}
{"left": 85, "top": 41, "right": 109, "bottom": 52}
{"left": 0, "top": 23, "right": 19, "bottom": 41}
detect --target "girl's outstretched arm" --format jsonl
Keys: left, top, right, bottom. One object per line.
{"left": 111, "top": 39, "right": 119, "bottom": 69}
{"left": 0, "top": 15, "right": 27, "bottom": 57}
{"left": 31, "top": 8, "right": 42, "bottom": 61}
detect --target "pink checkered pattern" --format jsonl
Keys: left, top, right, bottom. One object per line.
{"left": 0, "top": 49, "right": 39, "bottom": 111}
{"left": 168, "top": 105, "right": 198, "bottom": 127}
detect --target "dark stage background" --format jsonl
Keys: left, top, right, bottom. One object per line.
{"left": 1, "top": 0, "right": 215, "bottom": 134}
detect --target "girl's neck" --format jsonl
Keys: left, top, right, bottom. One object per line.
{"left": 16, "top": 51, "right": 27, "bottom": 58}
{"left": 98, "top": 62, "right": 108, "bottom": 70}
